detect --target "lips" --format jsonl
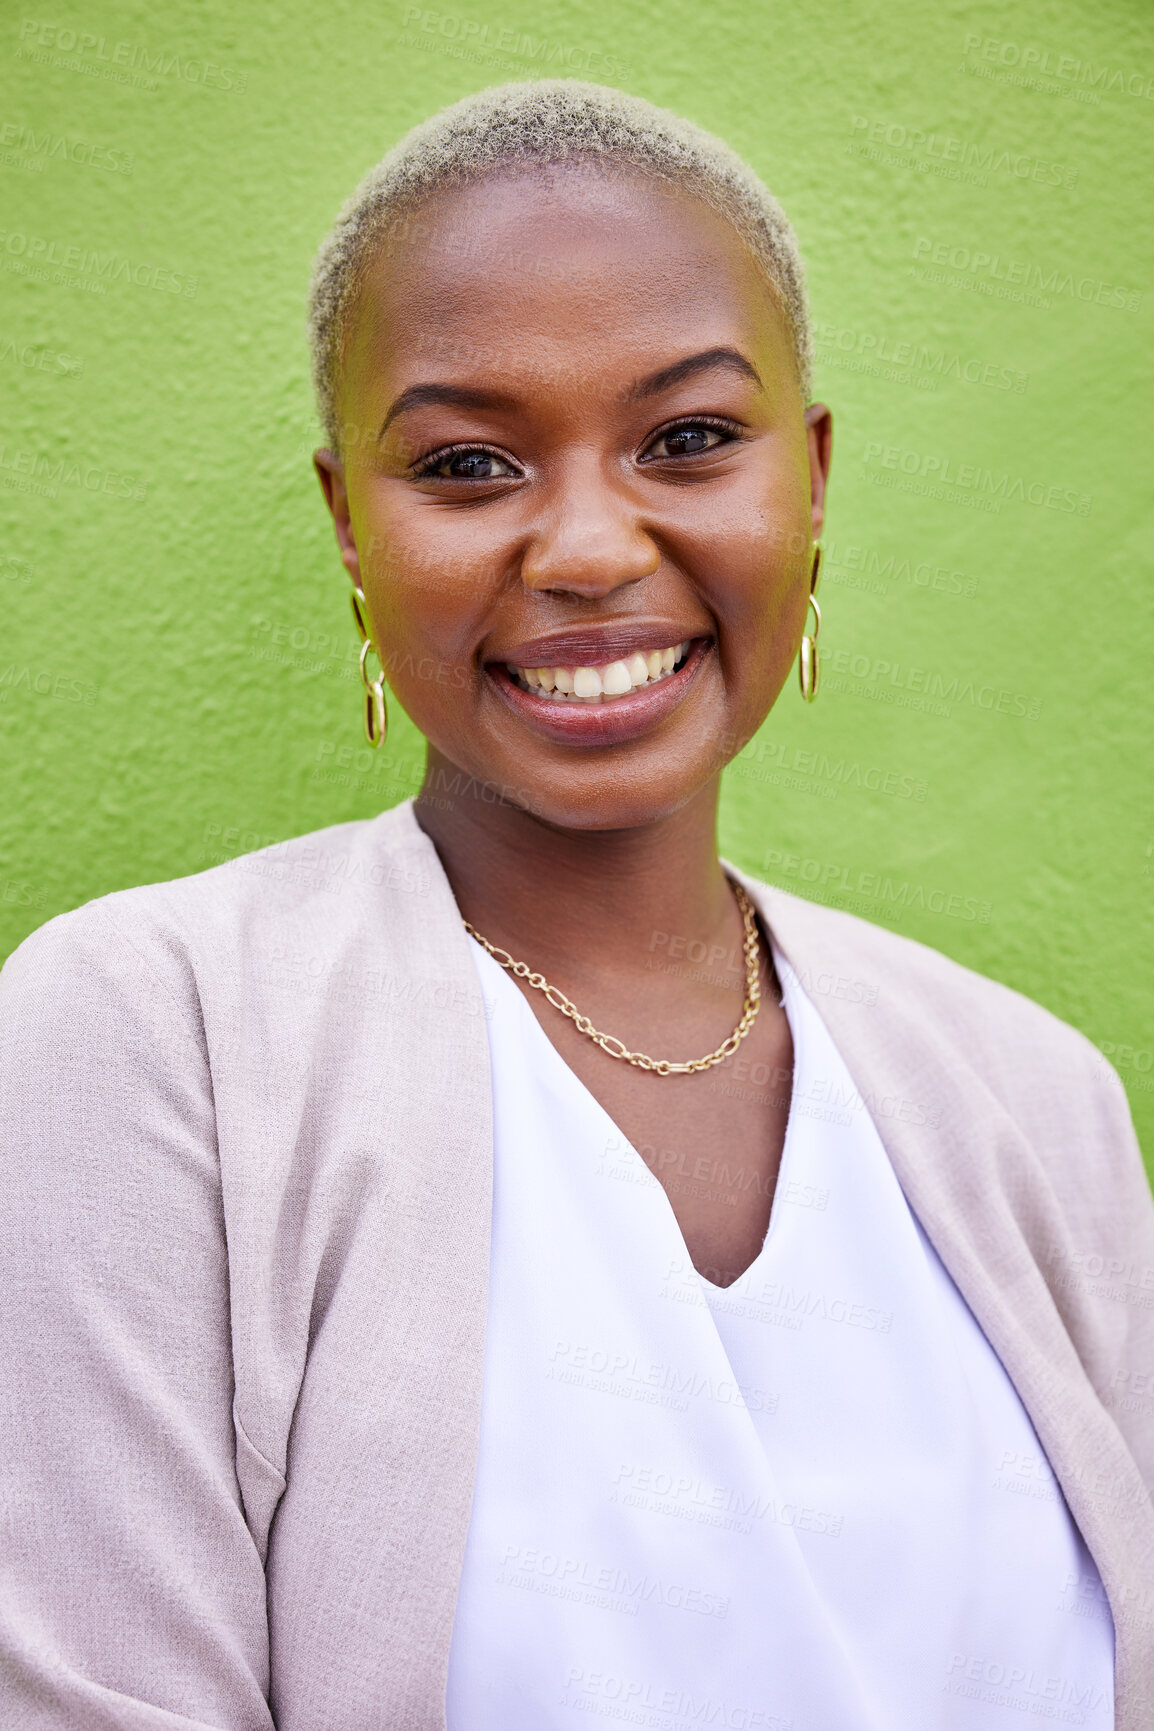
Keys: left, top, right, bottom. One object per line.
{"left": 507, "top": 641, "right": 691, "bottom": 701}
{"left": 487, "top": 636, "right": 712, "bottom": 747}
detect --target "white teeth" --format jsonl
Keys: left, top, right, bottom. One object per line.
{"left": 601, "top": 661, "right": 633, "bottom": 696}
{"left": 508, "top": 641, "right": 694, "bottom": 701}
{"left": 573, "top": 666, "right": 603, "bottom": 699}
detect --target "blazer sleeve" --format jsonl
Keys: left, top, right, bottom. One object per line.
{"left": 1069, "top": 1030, "right": 1154, "bottom": 1491}
{"left": 0, "top": 904, "right": 274, "bottom": 1730}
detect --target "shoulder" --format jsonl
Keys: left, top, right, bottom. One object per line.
{"left": 739, "top": 871, "right": 1072, "bottom": 1033}
{"left": 0, "top": 801, "right": 435, "bottom": 1035}
{"left": 738, "top": 874, "right": 1132, "bottom": 1147}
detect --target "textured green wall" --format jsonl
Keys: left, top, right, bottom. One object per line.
{"left": 1, "top": 0, "right": 1151, "bottom": 1166}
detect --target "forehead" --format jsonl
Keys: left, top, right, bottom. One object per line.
{"left": 342, "top": 166, "right": 792, "bottom": 402}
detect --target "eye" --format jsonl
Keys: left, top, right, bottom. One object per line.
{"left": 640, "top": 418, "right": 740, "bottom": 462}
{"left": 413, "top": 445, "right": 520, "bottom": 481}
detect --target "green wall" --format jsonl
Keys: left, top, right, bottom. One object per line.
{"left": 1, "top": 0, "right": 1151, "bottom": 1167}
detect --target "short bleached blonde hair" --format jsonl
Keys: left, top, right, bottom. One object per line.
{"left": 308, "top": 79, "right": 813, "bottom": 451}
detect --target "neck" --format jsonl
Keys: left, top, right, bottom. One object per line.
{"left": 413, "top": 748, "right": 735, "bottom": 983}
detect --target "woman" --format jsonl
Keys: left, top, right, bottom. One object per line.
{"left": 1, "top": 80, "right": 1151, "bottom": 1731}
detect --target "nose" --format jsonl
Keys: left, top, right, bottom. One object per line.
{"left": 520, "top": 456, "right": 661, "bottom": 598}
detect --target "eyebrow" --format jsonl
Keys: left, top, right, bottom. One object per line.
{"left": 378, "top": 345, "right": 763, "bottom": 437}
{"left": 379, "top": 383, "right": 516, "bottom": 437}
{"left": 627, "top": 346, "right": 763, "bottom": 401}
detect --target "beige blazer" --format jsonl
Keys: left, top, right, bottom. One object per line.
{"left": 1, "top": 799, "right": 1151, "bottom": 1730}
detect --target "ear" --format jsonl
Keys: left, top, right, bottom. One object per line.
{"left": 313, "top": 448, "right": 363, "bottom": 591}
{"left": 803, "top": 403, "right": 833, "bottom": 540}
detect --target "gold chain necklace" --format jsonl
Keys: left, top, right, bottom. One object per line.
{"left": 462, "top": 880, "right": 762, "bottom": 1076}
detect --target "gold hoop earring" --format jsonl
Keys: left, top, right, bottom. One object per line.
{"left": 350, "top": 586, "right": 387, "bottom": 748}
{"left": 799, "top": 544, "right": 822, "bottom": 704}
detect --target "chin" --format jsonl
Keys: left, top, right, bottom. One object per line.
{"left": 500, "top": 763, "right": 719, "bottom": 834}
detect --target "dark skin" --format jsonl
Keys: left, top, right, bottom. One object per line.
{"left": 316, "top": 164, "right": 833, "bottom": 1288}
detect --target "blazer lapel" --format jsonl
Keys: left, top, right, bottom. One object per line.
{"left": 265, "top": 803, "right": 494, "bottom": 1731}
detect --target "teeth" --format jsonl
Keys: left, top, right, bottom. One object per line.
{"left": 573, "top": 666, "right": 603, "bottom": 698}
{"left": 508, "top": 641, "right": 692, "bottom": 701}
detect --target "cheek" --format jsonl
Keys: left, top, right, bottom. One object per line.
{"left": 699, "top": 437, "right": 811, "bottom": 581}
{"left": 364, "top": 585, "right": 475, "bottom": 721}
{"left": 372, "top": 575, "right": 479, "bottom": 723}
{"left": 695, "top": 505, "right": 810, "bottom": 671}
{"left": 357, "top": 500, "right": 486, "bottom": 665}
{"left": 355, "top": 522, "right": 519, "bottom": 740}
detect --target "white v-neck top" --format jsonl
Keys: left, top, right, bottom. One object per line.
{"left": 447, "top": 940, "right": 1115, "bottom": 1730}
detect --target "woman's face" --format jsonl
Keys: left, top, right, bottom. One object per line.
{"left": 317, "top": 165, "right": 832, "bottom": 830}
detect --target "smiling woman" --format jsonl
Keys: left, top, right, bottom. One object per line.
{"left": 311, "top": 110, "right": 827, "bottom": 821}
{"left": 1, "top": 78, "right": 1152, "bottom": 1731}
